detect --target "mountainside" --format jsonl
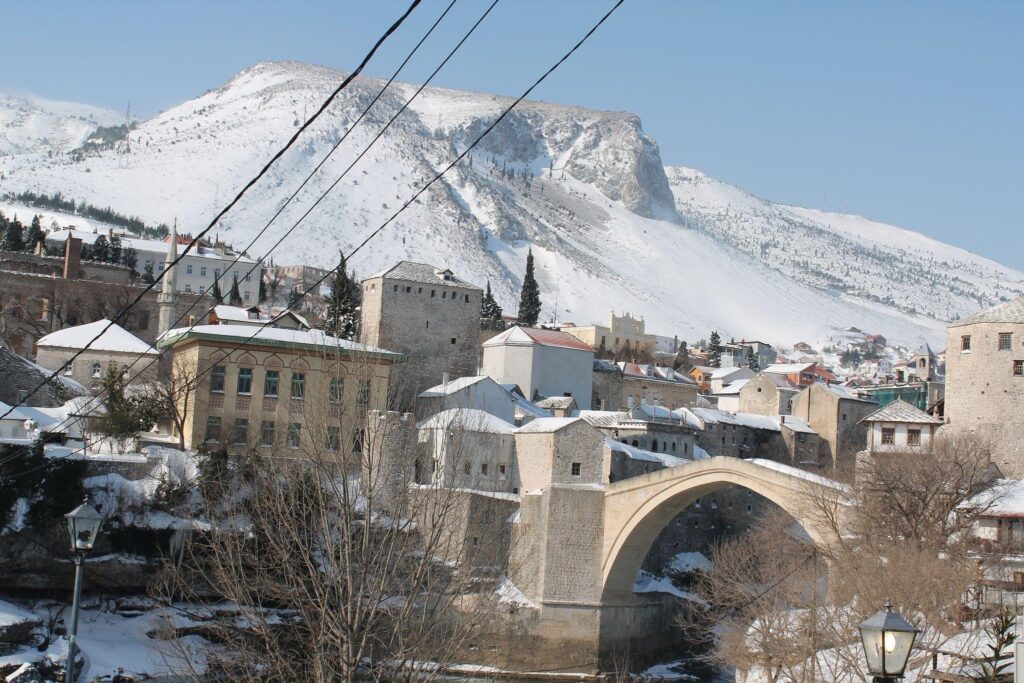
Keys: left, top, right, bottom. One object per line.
{"left": 1, "top": 61, "right": 1020, "bottom": 348}
{"left": 0, "top": 93, "right": 123, "bottom": 156}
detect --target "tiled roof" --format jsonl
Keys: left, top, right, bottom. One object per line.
{"left": 577, "top": 410, "right": 629, "bottom": 428}
{"left": 764, "top": 363, "right": 815, "bottom": 374}
{"left": 818, "top": 382, "right": 876, "bottom": 402}
{"left": 593, "top": 359, "right": 620, "bottom": 373}
{"left": 483, "top": 326, "right": 594, "bottom": 352}
{"left": 372, "top": 261, "right": 480, "bottom": 290}
{"left": 949, "top": 295, "right": 1024, "bottom": 327}
{"left": 860, "top": 398, "right": 943, "bottom": 425}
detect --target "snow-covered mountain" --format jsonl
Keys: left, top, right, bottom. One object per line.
{"left": 0, "top": 93, "right": 123, "bottom": 156}
{"left": 1, "top": 61, "right": 1020, "bottom": 348}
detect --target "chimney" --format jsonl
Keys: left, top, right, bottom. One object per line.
{"left": 441, "top": 373, "right": 450, "bottom": 392}
{"left": 63, "top": 237, "right": 82, "bottom": 280}
{"left": 780, "top": 415, "right": 786, "bottom": 424}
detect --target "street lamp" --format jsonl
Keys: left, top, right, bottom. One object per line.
{"left": 859, "top": 601, "right": 919, "bottom": 682}
{"left": 65, "top": 500, "right": 104, "bottom": 682}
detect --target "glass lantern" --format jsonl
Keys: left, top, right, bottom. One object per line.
{"left": 859, "top": 602, "right": 919, "bottom": 680}
{"left": 65, "top": 501, "right": 104, "bottom": 552}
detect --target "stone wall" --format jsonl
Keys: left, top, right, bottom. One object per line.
{"left": 592, "top": 365, "right": 623, "bottom": 410}
{"left": 945, "top": 320, "right": 1024, "bottom": 477}
{"left": 35, "top": 347, "right": 158, "bottom": 391}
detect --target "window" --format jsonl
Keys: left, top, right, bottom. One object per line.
{"left": 291, "top": 372, "right": 305, "bottom": 399}
{"left": 244, "top": 290, "right": 250, "bottom": 300}
{"left": 881, "top": 428, "right": 895, "bottom": 445}
{"left": 204, "top": 416, "right": 222, "bottom": 443}
{"left": 233, "top": 418, "right": 248, "bottom": 445}
{"left": 199, "top": 286, "right": 205, "bottom": 294}
{"left": 498, "top": 464, "right": 507, "bottom": 479}
{"left": 121, "top": 364, "right": 129, "bottom": 378}
{"left": 287, "top": 423, "right": 301, "bottom": 449}
{"left": 64, "top": 363, "right": 74, "bottom": 376}
{"left": 907, "top": 429, "right": 921, "bottom": 446}
{"left": 999, "top": 333, "right": 1013, "bottom": 351}
{"left": 405, "top": 286, "right": 411, "bottom": 293}
{"left": 260, "top": 421, "right": 275, "bottom": 447}
{"left": 431, "top": 289, "right": 436, "bottom": 297}
{"left": 326, "top": 426, "right": 340, "bottom": 452}
{"left": 211, "top": 365, "right": 226, "bottom": 392}
{"left": 186, "top": 264, "right": 193, "bottom": 275}
{"left": 481, "top": 463, "right": 489, "bottom": 475}
{"left": 329, "top": 377, "right": 343, "bottom": 403}
{"left": 237, "top": 368, "right": 253, "bottom": 394}
{"left": 264, "top": 370, "right": 279, "bottom": 397}
{"left": 200, "top": 266, "right": 207, "bottom": 277}
{"left": 357, "top": 379, "right": 371, "bottom": 407}
{"left": 393, "top": 285, "right": 398, "bottom": 292}
{"left": 442, "top": 291, "right": 447, "bottom": 299}
{"left": 570, "top": 462, "right": 582, "bottom": 477}
{"left": 245, "top": 273, "right": 250, "bottom": 282}
{"left": 418, "top": 287, "right": 422, "bottom": 294}
{"left": 352, "top": 428, "right": 364, "bottom": 454}
{"left": 450, "top": 337, "right": 457, "bottom": 345}
{"left": 17, "top": 390, "right": 28, "bottom": 403}
{"left": 91, "top": 362, "right": 102, "bottom": 378}
{"left": 961, "top": 335, "right": 971, "bottom": 352}
{"left": 1015, "top": 360, "right": 1023, "bottom": 377}
{"left": 463, "top": 462, "right": 471, "bottom": 476}
{"left": 214, "top": 268, "right": 221, "bottom": 279}
{"left": 464, "top": 294, "right": 469, "bottom": 303}
{"left": 184, "top": 284, "right": 192, "bottom": 293}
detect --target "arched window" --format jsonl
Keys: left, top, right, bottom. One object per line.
{"left": 91, "top": 362, "right": 102, "bottom": 378}
{"left": 651, "top": 441, "right": 658, "bottom": 453}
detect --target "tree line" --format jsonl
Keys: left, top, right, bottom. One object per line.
{"left": 5, "top": 190, "right": 170, "bottom": 241}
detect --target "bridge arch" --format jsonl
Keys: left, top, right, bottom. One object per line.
{"left": 600, "top": 456, "right": 845, "bottom": 602}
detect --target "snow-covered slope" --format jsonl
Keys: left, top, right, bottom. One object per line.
{"left": 0, "top": 93, "right": 123, "bottom": 156}
{"left": 1, "top": 61, "right": 1018, "bottom": 347}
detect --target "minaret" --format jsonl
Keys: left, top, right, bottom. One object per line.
{"left": 157, "top": 219, "right": 179, "bottom": 337}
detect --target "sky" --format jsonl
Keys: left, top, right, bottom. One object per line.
{"left": 2, "top": 0, "right": 1021, "bottom": 269}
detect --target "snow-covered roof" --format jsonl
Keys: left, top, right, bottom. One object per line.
{"left": 514, "top": 416, "right": 581, "bottom": 434}
{"left": 36, "top": 319, "right": 157, "bottom": 355}
{"left": 158, "top": 324, "right": 401, "bottom": 359}
{"left": 212, "top": 305, "right": 263, "bottom": 323}
{"left": 748, "top": 458, "right": 852, "bottom": 493}
{"left": 46, "top": 228, "right": 257, "bottom": 263}
{"left": 713, "top": 378, "right": 750, "bottom": 396}
{"left": 535, "top": 396, "right": 577, "bottom": 410}
{"left": 675, "top": 407, "right": 817, "bottom": 435}
{"left": 0, "top": 400, "right": 31, "bottom": 422}
{"left": 860, "top": 398, "right": 943, "bottom": 425}
{"left": 966, "top": 479, "right": 1024, "bottom": 518}
{"left": 628, "top": 403, "right": 679, "bottom": 422}
{"left": 710, "top": 366, "right": 751, "bottom": 380}
{"left": 416, "top": 409, "right": 515, "bottom": 435}
{"left": 577, "top": 410, "right": 629, "bottom": 428}
{"left": 418, "top": 375, "right": 488, "bottom": 397}
{"left": 369, "top": 261, "right": 480, "bottom": 289}
{"left": 817, "top": 382, "right": 876, "bottom": 402}
{"left": 483, "top": 326, "right": 594, "bottom": 352}
{"left": 604, "top": 437, "right": 687, "bottom": 467}
{"left": 764, "top": 362, "right": 815, "bottom": 374}
{"left": 949, "top": 295, "right": 1024, "bottom": 327}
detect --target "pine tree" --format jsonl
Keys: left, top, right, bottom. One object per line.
{"left": 109, "top": 234, "right": 123, "bottom": 263}
{"left": 2, "top": 217, "right": 25, "bottom": 252}
{"left": 745, "top": 345, "right": 759, "bottom": 371}
{"left": 121, "top": 244, "right": 138, "bottom": 273}
{"left": 92, "top": 234, "right": 110, "bottom": 262}
{"left": 142, "top": 261, "right": 155, "bottom": 284}
{"left": 258, "top": 276, "right": 268, "bottom": 304}
{"left": 517, "top": 248, "right": 541, "bottom": 327}
{"left": 323, "top": 252, "right": 360, "bottom": 340}
{"left": 707, "top": 331, "right": 722, "bottom": 368}
{"left": 210, "top": 277, "right": 224, "bottom": 304}
{"left": 480, "top": 280, "right": 504, "bottom": 330}
{"left": 287, "top": 288, "right": 304, "bottom": 310}
{"left": 228, "top": 273, "right": 243, "bottom": 306}
{"left": 673, "top": 340, "right": 692, "bottom": 371}
{"left": 25, "top": 215, "right": 45, "bottom": 252}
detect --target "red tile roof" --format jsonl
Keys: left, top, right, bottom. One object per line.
{"left": 522, "top": 327, "right": 595, "bottom": 352}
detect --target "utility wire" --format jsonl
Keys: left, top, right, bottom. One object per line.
{"left": 0, "top": 0, "right": 423, "bottom": 422}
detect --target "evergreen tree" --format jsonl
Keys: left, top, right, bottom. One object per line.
{"left": 258, "top": 276, "right": 268, "bottom": 304}
{"left": 707, "top": 331, "right": 722, "bottom": 368}
{"left": 480, "top": 280, "right": 504, "bottom": 330}
{"left": 109, "top": 234, "right": 123, "bottom": 263}
{"left": 142, "top": 261, "right": 155, "bottom": 284}
{"left": 2, "top": 217, "right": 25, "bottom": 252}
{"left": 92, "top": 234, "right": 110, "bottom": 262}
{"left": 25, "top": 215, "right": 45, "bottom": 252}
{"left": 121, "top": 244, "right": 138, "bottom": 273}
{"left": 673, "top": 340, "right": 692, "bottom": 371}
{"left": 210, "top": 277, "right": 224, "bottom": 304}
{"left": 322, "top": 252, "right": 360, "bottom": 340}
{"left": 287, "top": 288, "right": 304, "bottom": 310}
{"left": 228, "top": 273, "right": 243, "bottom": 306}
{"left": 516, "top": 249, "right": 541, "bottom": 327}
{"left": 745, "top": 345, "right": 759, "bottom": 371}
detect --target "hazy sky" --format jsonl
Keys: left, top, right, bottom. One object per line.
{"left": 2, "top": 0, "right": 1021, "bottom": 268}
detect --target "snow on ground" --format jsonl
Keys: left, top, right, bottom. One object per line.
{"left": 642, "top": 660, "right": 701, "bottom": 681}
{"left": 634, "top": 571, "right": 701, "bottom": 603}
{"left": 666, "top": 551, "right": 712, "bottom": 574}
{"left": 495, "top": 576, "right": 536, "bottom": 609}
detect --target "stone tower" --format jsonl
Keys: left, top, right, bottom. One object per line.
{"left": 359, "top": 262, "right": 483, "bottom": 407}
{"left": 157, "top": 220, "right": 178, "bottom": 337}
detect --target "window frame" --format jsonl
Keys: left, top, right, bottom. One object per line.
{"left": 881, "top": 427, "right": 896, "bottom": 445}
{"left": 236, "top": 367, "right": 253, "bottom": 395}
{"left": 287, "top": 422, "right": 302, "bottom": 449}
{"left": 264, "top": 370, "right": 279, "bottom": 397}
{"left": 961, "top": 335, "right": 971, "bottom": 352}
{"left": 290, "top": 372, "right": 306, "bottom": 400}
{"left": 907, "top": 429, "right": 921, "bottom": 447}
{"left": 570, "top": 462, "right": 582, "bottom": 477}
{"left": 233, "top": 418, "right": 249, "bottom": 446}
{"left": 329, "top": 377, "right": 343, "bottom": 404}
{"left": 210, "top": 365, "right": 226, "bottom": 393}
{"left": 999, "top": 332, "right": 1013, "bottom": 351}
{"left": 204, "top": 416, "right": 222, "bottom": 444}
{"left": 259, "top": 420, "right": 275, "bottom": 447}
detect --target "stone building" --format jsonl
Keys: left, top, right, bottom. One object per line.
{"left": 559, "top": 312, "right": 657, "bottom": 356}
{"left": 790, "top": 382, "right": 878, "bottom": 472}
{"left": 482, "top": 326, "right": 594, "bottom": 404}
{"left": 679, "top": 407, "right": 826, "bottom": 467}
{"left": 591, "top": 358, "right": 624, "bottom": 410}
{"left": 513, "top": 417, "right": 606, "bottom": 491}
{"left": 159, "top": 324, "right": 402, "bottom": 458}
{"left": 945, "top": 296, "right": 1024, "bottom": 477}
{"left": 763, "top": 362, "right": 818, "bottom": 387}
{"left": 579, "top": 406, "right": 698, "bottom": 460}
{"left": 35, "top": 319, "right": 159, "bottom": 390}
{"left": 359, "top": 262, "right": 482, "bottom": 407}
{"left": 416, "top": 408, "right": 519, "bottom": 493}
{"left": 739, "top": 372, "right": 799, "bottom": 416}
{"left": 0, "top": 347, "right": 85, "bottom": 408}
{"left": 859, "top": 398, "right": 944, "bottom": 453}
{"left": 618, "top": 363, "right": 698, "bottom": 410}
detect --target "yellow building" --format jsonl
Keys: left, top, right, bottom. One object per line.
{"left": 560, "top": 312, "right": 657, "bottom": 355}
{"left": 158, "top": 324, "right": 403, "bottom": 459}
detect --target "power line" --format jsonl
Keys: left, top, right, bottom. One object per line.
{"left": 0, "top": 0, "right": 423, "bottom": 422}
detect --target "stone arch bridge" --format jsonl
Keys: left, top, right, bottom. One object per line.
{"left": 508, "top": 456, "right": 851, "bottom": 671}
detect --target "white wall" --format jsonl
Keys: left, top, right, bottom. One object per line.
{"left": 867, "top": 422, "right": 934, "bottom": 452}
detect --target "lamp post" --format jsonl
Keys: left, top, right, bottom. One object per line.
{"left": 859, "top": 601, "right": 920, "bottom": 683}
{"left": 64, "top": 500, "right": 104, "bottom": 683}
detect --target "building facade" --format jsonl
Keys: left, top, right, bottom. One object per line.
{"left": 35, "top": 319, "right": 159, "bottom": 390}
{"left": 482, "top": 326, "right": 594, "bottom": 404}
{"left": 359, "top": 262, "right": 482, "bottom": 406}
{"left": 559, "top": 312, "right": 657, "bottom": 356}
{"left": 945, "top": 296, "right": 1024, "bottom": 476}
{"left": 790, "top": 382, "right": 878, "bottom": 472}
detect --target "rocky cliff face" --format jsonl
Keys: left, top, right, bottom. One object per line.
{"left": 2, "top": 61, "right": 1019, "bottom": 345}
